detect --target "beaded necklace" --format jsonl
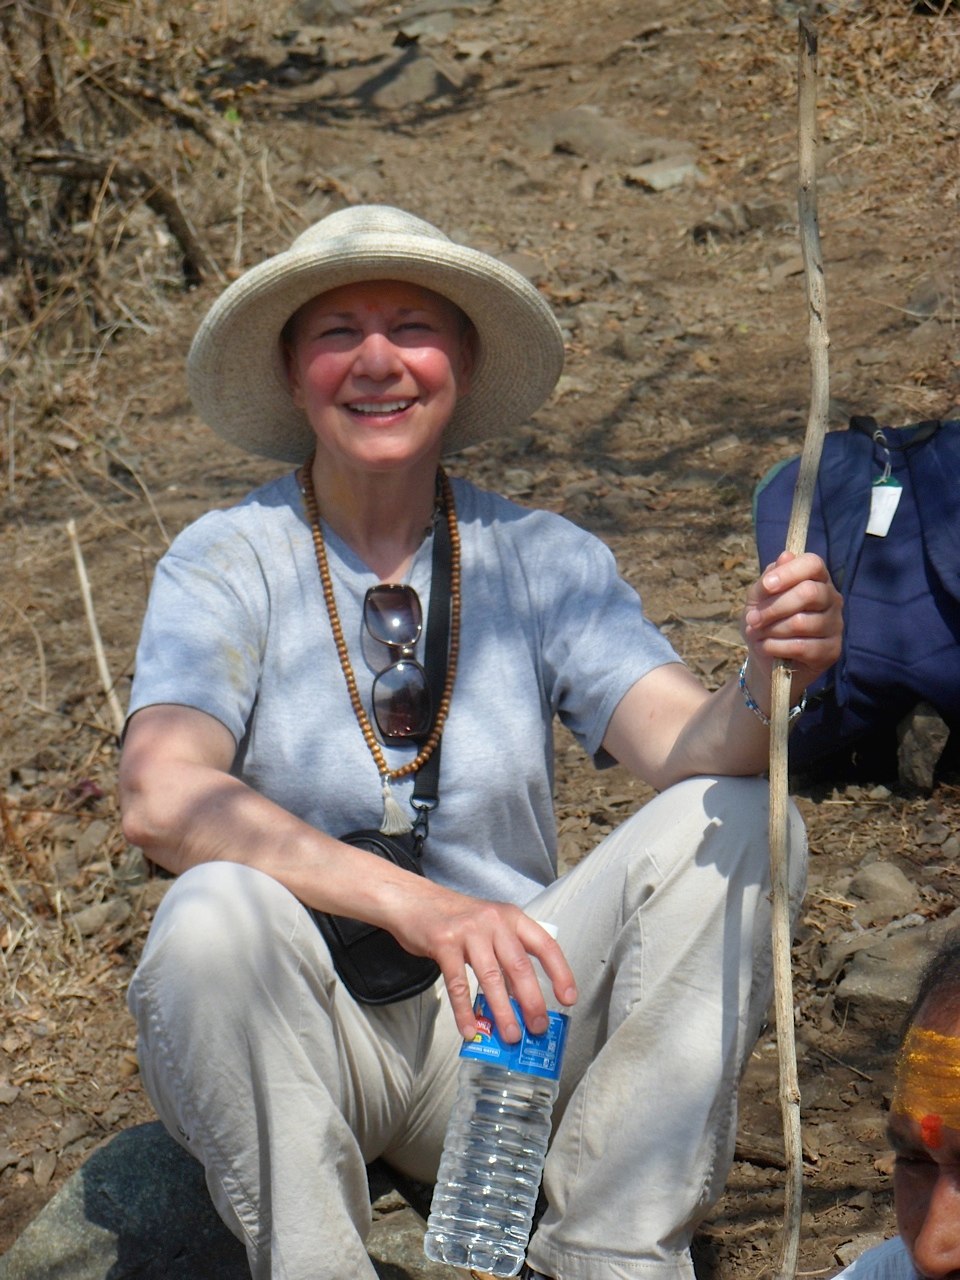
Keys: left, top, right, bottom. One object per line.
{"left": 300, "top": 461, "right": 461, "bottom": 834}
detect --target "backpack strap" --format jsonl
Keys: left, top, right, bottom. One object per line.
{"left": 851, "top": 413, "right": 943, "bottom": 451}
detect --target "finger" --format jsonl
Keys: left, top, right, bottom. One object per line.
{"left": 496, "top": 944, "right": 549, "bottom": 1036}
{"left": 761, "top": 551, "right": 831, "bottom": 595}
{"left": 469, "top": 954, "right": 522, "bottom": 1043}
{"left": 518, "top": 918, "right": 578, "bottom": 1008}
{"left": 500, "top": 921, "right": 579, "bottom": 1036}
{"left": 747, "top": 578, "right": 834, "bottom": 634}
{"left": 438, "top": 959, "right": 482, "bottom": 1042}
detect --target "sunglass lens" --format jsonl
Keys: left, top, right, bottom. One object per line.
{"left": 365, "top": 585, "right": 422, "bottom": 649}
{"left": 372, "top": 661, "right": 431, "bottom": 741}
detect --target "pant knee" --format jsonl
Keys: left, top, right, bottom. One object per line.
{"left": 130, "top": 862, "right": 316, "bottom": 1022}
{"left": 676, "top": 774, "right": 807, "bottom": 893}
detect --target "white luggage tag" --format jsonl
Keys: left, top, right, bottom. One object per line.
{"left": 865, "top": 447, "right": 902, "bottom": 538}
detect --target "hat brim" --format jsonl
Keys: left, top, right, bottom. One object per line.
{"left": 187, "top": 232, "right": 565, "bottom": 463}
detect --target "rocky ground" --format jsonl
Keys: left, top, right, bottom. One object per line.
{"left": 1, "top": 0, "right": 959, "bottom": 1276}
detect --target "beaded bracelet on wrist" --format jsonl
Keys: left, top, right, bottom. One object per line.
{"left": 738, "top": 658, "right": 807, "bottom": 727}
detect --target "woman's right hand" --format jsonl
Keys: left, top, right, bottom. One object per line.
{"left": 382, "top": 879, "right": 578, "bottom": 1044}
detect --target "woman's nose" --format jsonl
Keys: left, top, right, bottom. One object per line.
{"left": 910, "top": 1176, "right": 960, "bottom": 1279}
{"left": 352, "top": 331, "right": 402, "bottom": 380}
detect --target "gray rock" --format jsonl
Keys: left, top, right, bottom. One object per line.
{"left": 392, "top": 12, "right": 459, "bottom": 41}
{"left": 0, "top": 1123, "right": 437, "bottom": 1280}
{"left": 367, "top": 1206, "right": 451, "bottom": 1278}
{"left": 834, "top": 911, "right": 960, "bottom": 1025}
{"left": 624, "top": 158, "right": 703, "bottom": 192}
{"left": 70, "top": 898, "right": 132, "bottom": 937}
{"left": 498, "top": 250, "right": 549, "bottom": 284}
{"left": 369, "top": 49, "right": 463, "bottom": 109}
{"left": 897, "top": 701, "right": 951, "bottom": 791}
{"left": 0, "top": 1123, "right": 248, "bottom": 1280}
{"left": 847, "top": 861, "right": 920, "bottom": 927}
{"left": 693, "top": 198, "right": 793, "bottom": 242}
{"left": 293, "top": 0, "right": 366, "bottom": 21}
{"left": 526, "top": 107, "right": 692, "bottom": 168}
{"left": 383, "top": 0, "right": 487, "bottom": 21}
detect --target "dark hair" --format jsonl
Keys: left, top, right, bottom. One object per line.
{"left": 900, "top": 929, "right": 960, "bottom": 1042}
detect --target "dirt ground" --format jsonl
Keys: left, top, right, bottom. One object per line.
{"left": 2, "top": 0, "right": 960, "bottom": 1275}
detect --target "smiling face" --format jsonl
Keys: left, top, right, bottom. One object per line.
{"left": 889, "top": 999, "right": 960, "bottom": 1279}
{"left": 283, "top": 279, "right": 475, "bottom": 479}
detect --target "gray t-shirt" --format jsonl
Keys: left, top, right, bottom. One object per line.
{"left": 128, "top": 472, "right": 680, "bottom": 905}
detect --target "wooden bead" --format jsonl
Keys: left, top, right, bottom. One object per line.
{"left": 301, "top": 462, "right": 460, "bottom": 785}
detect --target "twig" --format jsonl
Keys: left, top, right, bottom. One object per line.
{"left": 811, "top": 1046, "right": 873, "bottom": 1083}
{"left": 7, "top": 393, "right": 15, "bottom": 498}
{"left": 735, "top": 1130, "right": 788, "bottom": 1171}
{"left": 861, "top": 295, "right": 959, "bottom": 322}
{"left": 21, "top": 145, "right": 217, "bottom": 284}
{"left": 107, "top": 72, "right": 238, "bottom": 152}
{"left": 232, "top": 166, "right": 246, "bottom": 273}
{"left": 770, "top": 17, "right": 831, "bottom": 1280}
{"left": 65, "top": 519, "right": 126, "bottom": 739}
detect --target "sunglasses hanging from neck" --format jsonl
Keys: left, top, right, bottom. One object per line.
{"left": 301, "top": 461, "right": 460, "bottom": 837}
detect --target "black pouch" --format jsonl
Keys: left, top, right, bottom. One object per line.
{"left": 309, "top": 829, "right": 441, "bottom": 1005}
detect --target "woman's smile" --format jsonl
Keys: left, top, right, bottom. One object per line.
{"left": 346, "top": 398, "right": 417, "bottom": 417}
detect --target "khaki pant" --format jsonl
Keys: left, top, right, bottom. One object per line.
{"left": 128, "top": 775, "right": 806, "bottom": 1280}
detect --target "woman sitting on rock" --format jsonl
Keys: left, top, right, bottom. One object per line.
{"left": 119, "top": 203, "right": 843, "bottom": 1280}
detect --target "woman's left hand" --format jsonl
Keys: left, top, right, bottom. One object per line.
{"left": 741, "top": 549, "right": 843, "bottom": 693}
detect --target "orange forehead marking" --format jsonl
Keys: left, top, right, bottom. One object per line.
{"left": 892, "top": 1025, "right": 960, "bottom": 1131}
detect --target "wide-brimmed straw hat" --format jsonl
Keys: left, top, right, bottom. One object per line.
{"left": 187, "top": 204, "right": 566, "bottom": 462}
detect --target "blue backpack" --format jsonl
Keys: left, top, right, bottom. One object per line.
{"left": 753, "top": 415, "right": 960, "bottom": 773}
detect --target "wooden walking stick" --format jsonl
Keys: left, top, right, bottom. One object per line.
{"left": 769, "top": 17, "right": 830, "bottom": 1279}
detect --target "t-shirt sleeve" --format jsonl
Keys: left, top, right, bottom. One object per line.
{"left": 126, "top": 513, "right": 267, "bottom": 745}
{"left": 526, "top": 515, "right": 681, "bottom": 762}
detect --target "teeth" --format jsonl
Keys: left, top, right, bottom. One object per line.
{"left": 349, "top": 400, "right": 413, "bottom": 415}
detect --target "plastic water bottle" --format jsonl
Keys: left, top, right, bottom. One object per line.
{"left": 424, "top": 929, "right": 569, "bottom": 1278}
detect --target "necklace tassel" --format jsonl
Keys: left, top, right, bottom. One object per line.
{"left": 380, "top": 779, "right": 413, "bottom": 835}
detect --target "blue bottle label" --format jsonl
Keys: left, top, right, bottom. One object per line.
{"left": 459, "top": 995, "right": 569, "bottom": 1081}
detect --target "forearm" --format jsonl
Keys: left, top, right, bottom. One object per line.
{"left": 658, "top": 660, "right": 806, "bottom": 785}
{"left": 120, "top": 748, "right": 417, "bottom": 923}
{"left": 611, "top": 550, "right": 841, "bottom": 789}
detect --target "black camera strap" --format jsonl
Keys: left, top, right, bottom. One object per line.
{"left": 409, "top": 493, "right": 452, "bottom": 850}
